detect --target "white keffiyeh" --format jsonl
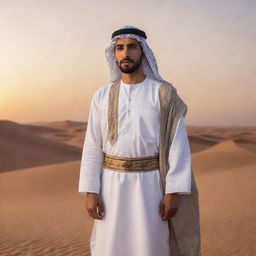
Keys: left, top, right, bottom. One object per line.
{"left": 105, "top": 25, "right": 164, "bottom": 83}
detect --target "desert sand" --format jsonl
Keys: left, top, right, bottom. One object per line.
{"left": 0, "top": 120, "right": 255, "bottom": 256}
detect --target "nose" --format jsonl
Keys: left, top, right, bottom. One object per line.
{"left": 122, "top": 46, "right": 129, "bottom": 58}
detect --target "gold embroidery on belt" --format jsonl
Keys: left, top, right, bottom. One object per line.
{"left": 102, "top": 153, "right": 159, "bottom": 172}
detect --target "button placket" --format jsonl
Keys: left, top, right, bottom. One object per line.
{"left": 127, "top": 87, "right": 130, "bottom": 121}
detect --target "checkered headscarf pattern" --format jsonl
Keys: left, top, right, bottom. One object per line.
{"left": 105, "top": 25, "right": 164, "bottom": 83}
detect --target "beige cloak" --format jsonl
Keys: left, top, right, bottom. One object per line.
{"left": 159, "top": 81, "right": 201, "bottom": 256}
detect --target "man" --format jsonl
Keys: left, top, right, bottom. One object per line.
{"left": 78, "top": 26, "right": 200, "bottom": 256}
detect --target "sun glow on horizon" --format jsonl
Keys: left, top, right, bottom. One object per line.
{"left": 1, "top": 0, "right": 255, "bottom": 126}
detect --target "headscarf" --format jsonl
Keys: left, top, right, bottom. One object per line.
{"left": 105, "top": 25, "right": 164, "bottom": 83}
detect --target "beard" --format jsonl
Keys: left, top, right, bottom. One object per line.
{"left": 117, "top": 55, "right": 143, "bottom": 74}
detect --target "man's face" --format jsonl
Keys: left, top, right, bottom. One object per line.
{"left": 114, "top": 37, "right": 144, "bottom": 74}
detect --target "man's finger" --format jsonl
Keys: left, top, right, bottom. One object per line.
{"left": 159, "top": 200, "right": 165, "bottom": 217}
{"left": 96, "top": 206, "right": 103, "bottom": 220}
{"left": 98, "top": 199, "right": 105, "bottom": 218}
{"left": 93, "top": 206, "right": 103, "bottom": 220}
{"left": 88, "top": 208, "right": 96, "bottom": 219}
{"left": 89, "top": 207, "right": 99, "bottom": 220}
{"left": 169, "top": 208, "right": 177, "bottom": 218}
{"left": 162, "top": 207, "right": 170, "bottom": 221}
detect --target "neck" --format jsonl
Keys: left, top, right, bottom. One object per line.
{"left": 121, "top": 69, "right": 146, "bottom": 84}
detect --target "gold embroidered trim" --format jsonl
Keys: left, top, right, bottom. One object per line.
{"left": 102, "top": 153, "right": 159, "bottom": 172}
{"left": 108, "top": 79, "right": 121, "bottom": 146}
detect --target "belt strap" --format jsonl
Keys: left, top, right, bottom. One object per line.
{"left": 102, "top": 153, "right": 159, "bottom": 172}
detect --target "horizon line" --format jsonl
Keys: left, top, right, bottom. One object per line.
{"left": 1, "top": 119, "right": 255, "bottom": 129}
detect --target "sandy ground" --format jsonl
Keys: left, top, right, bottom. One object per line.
{"left": 0, "top": 120, "right": 255, "bottom": 256}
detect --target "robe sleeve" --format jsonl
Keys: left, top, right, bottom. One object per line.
{"left": 78, "top": 90, "right": 104, "bottom": 195}
{"left": 165, "top": 116, "right": 192, "bottom": 194}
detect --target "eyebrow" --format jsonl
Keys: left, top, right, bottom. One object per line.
{"left": 114, "top": 43, "right": 138, "bottom": 48}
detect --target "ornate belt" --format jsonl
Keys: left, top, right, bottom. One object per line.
{"left": 102, "top": 153, "right": 159, "bottom": 172}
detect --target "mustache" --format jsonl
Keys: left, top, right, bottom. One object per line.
{"left": 120, "top": 58, "right": 134, "bottom": 64}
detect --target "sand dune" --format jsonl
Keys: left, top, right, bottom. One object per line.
{"left": 187, "top": 125, "right": 256, "bottom": 140}
{"left": 191, "top": 139, "right": 256, "bottom": 255}
{"left": 0, "top": 161, "right": 92, "bottom": 256}
{"left": 27, "top": 120, "right": 86, "bottom": 130}
{"left": 234, "top": 140, "right": 256, "bottom": 154}
{"left": 188, "top": 135, "right": 220, "bottom": 153}
{"left": 26, "top": 120, "right": 87, "bottom": 147}
{"left": 192, "top": 140, "right": 256, "bottom": 174}
{"left": 0, "top": 119, "right": 255, "bottom": 255}
{"left": 0, "top": 120, "right": 82, "bottom": 173}
{"left": 188, "top": 125, "right": 256, "bottom": 153}
{"left": 195, "top": 164, "right": 256, "bottom": 256}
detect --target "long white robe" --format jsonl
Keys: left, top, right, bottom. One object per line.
{"left": 78, "top": 76, "right": 192, "bottom": 256}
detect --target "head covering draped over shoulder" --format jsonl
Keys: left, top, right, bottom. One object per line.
{"left": 105, "top": 25, "right": 164, "bottom": 83}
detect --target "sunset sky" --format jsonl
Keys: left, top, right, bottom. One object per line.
{"left": 0, "top": 0, "right": 255, "bottom": 126}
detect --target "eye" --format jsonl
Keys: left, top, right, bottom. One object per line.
{"left": 115, "top": 46, "right": 123, "bottom": 51}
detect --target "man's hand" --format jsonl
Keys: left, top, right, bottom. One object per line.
{"left": 86, "top": 192, "right": 105, "bottom": 220}
{"left": 159, "top": 193, "right": 179, "bottom": 221}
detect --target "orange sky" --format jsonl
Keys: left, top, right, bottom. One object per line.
{"left": 0, "top": 0, "right": 255, "bottom": 126}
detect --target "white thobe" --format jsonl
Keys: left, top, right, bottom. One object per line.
{"left": 78, "top": 76, "right": 192, "bottom": 256}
